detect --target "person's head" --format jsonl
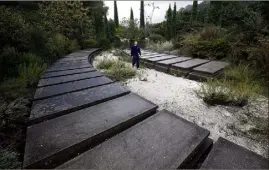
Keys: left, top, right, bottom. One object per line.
{"left": 134, "top": 41, "right": 137, "bottom": 46}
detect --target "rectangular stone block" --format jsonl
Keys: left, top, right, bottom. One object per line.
{"left": 155, "top": 64, "right": 168, "bottom": 73}
{"left": 38, "top": 72, "right": 102, "bottom": 87}
{"left": 69, "top": 52, "right": 89, "bottom": 57}
{"left": 57, "top": 110, "right": 210, "bottom": 169}
{"left": 46, "top": 64, "right": 91, "bottom": 72}
{"left": 30, "top": 83, "right": 130, "bottom": 125}
{"left": 42, "top": 67, "right": 96, "bottom": 79}
{"left": 34, "top": 77, "right": 113, "bottom": 100}
{"left": 192, "top": 61, "right": 230, "bottom": 75}
{"left": 201, "top": 137, "right": 269, "bottom": 169}
{"left": 54, "top": 59, "right": 89, "bottom": 65}
{"left": 23, "top": 93, "right": 157, "bottom": 168}
{"left": 172, "top": 59, "right": 210, "bottom": 70}
{"left": 157, "top": 57, "right": 192, "bottom": 66}
{"left": 145, "top": 55, "right": 178, "bottom": 63}
{"left": 141, "top": 54, "right": 167, "bottom": 59}
{"left": 56, "top": 57, "right": 88, "bottom": 62}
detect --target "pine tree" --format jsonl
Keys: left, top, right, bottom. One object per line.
{"left": 165, "top": 4, "right": 173, "bottom": 40}
{"left": 191, "top": 0, "right": 198, "bottom": 22}
{"left": 130, "top": 7, "right": 135, "bottom": 28}
{"left": 114, "top": 1, "right": 119, "bottom": 27}
{"left": 140, "top": 1, "right": 145, "bottom": 28}
{"left": 172, "top": 2, "right": 177, "bottom": 37}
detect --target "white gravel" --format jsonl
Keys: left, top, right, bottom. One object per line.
{"left": 94, "top": 51, "right": 269, "bottom": 158}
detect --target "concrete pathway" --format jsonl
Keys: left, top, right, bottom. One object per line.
{"left": 22, "top": 48, "right": 268, "bottom": 169}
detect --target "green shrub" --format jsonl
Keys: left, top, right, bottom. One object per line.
{"left": 0, "top": 46, "right": 21, "bottom": 79}
{"left": 18, "top": 62, "right": 47, "bottom": 87}
{"left": 98, "top": 38, "right": 111, "bottom": 50}
{"left": 197, "top": 64, "right": 263, "bottom": 106}
{"left": 112, "top": 38, "right": 122, "bottom": 48}
{"left": 86, "top": 39, "right": 98, "bottom": 48}
{"left": 149, "top": 34, "right": 165, "bottom": 43}
{"left": 0, "top": 148, "right": 20, "bottom": 169}
{"left": 148, "top": 41, "right": 173, "bottom": 52}
{"left": 66, "top": 39, "right": 80, "bottom": 53}
{"left": 104, "top": 60, "right": 136, "bottom": 81}
{"left": 21, "top": 53, "right": 43, "bottom": 66}
{"left": 96, "top": 59, "right": 116, "bottom": 70}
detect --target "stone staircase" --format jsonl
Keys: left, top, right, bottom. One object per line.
{"left": 22, "top": 48, "right": 268, "bottom": 169}
{"left": 123, "top": 49, "right": 230, "bottom": 81}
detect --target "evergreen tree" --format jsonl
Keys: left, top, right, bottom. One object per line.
{"left": 172, "top": 2, "right": 177, "bottom": 36}
{"left": 165, "top": 4, "right": 173, "bottom": 40}
{"left": 130, "top": 8, "right": 135, "bottom": 29}
{"left": 191, "top": 0, "right": 198, "bottom": 22}
{"left": 114, "top": 1, "right": 119, "bottom": 27}
{"left": 140, "top": 1, "right": 145, "bottom": 28}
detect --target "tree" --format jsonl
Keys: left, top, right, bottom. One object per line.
{"left": 191, "top": 0, "right": 198, "bottom": 22}
{"left": 165, "top": 4, "right": 173, "bottom": 40}
{"left": 140, "top": 1, "right": 145, "bottom": 28}
{"left": 172, "top": 2, "right": 177, "bottom": 36}
{"left": 130, "top": 8, "right": 135, "bottom": 29}
{"left": 114, "top": 1, "right": 119, "bottom": 27}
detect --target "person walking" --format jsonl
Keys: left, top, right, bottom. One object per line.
{"left": 130, "top": 41, "right": 141, "bottom": 69}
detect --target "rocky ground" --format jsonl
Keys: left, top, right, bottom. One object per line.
{"left": 94, "top": 51, "right": 269, "bottom": 159}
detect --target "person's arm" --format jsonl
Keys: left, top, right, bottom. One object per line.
{"left": 130, "top": 46, "right": 133, "bottom": 56}
{"left": 138, "top": 46, "right": 141, "bottom": 56}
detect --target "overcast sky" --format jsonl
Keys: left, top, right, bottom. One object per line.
{"left": 104, "top": 1, "right": 193, "bottom": 24}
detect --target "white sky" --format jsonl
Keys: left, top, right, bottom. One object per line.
{"left": 104, "top": 1, "right": 194, "bottom": 24}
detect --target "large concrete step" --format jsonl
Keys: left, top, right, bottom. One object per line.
{"left": 23, "top": 93, "right": 158, "bottom": 169}
{"left": 37, "top": 71, "right": 102, "bottom": 87}
{"left": 57, "top": 110, "right": 211, "bottom": 169}
{"left": 29, "top": 83, "right": 130, "bottom": 125}
{"left": 41, "top": 67, "right": 96, "bottom": 79}
{"left": 201, "top": 137, "right": 269, "bottom": 169}
{"left": 34, "top": 76, "right": 113, "bottom": 100}
{"left": 45, "top": 65, "right": 91, "bottom": 73}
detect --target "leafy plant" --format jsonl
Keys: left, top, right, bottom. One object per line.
{"left": 96, "top": 59, "right": 116, "bottom": 69}
{"left": 18, "top": 62, "right": 47, "bottom": 87}
{"left": 0, "top": 148, "right": 20, "bottom": 169}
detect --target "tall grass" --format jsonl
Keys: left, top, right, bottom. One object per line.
{"left": 147, "top": 41, "right": 173, "bottom": 52}
{"left": 197, "top": 64, "right": 263, "bottom": 106}
{"left": 96, "top": 59, "right": 116, "bottom": 70}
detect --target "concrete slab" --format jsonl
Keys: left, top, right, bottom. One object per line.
{"left": 69, "top": 52, "right": 89, "bottom": 57}
{"left": 38, "top": 72, "right": 102, "bottom": 87}
{"left": 155, "top": 64, "right": 169, "bottom": 73}
{"left": 46, "top": 64, "right": 91, "bottom": 72}
{"left": 29, "top": 83, "right": 130, "bottom": 125}
{"left": 58, "top": 110, "right": 210, "bottom": 169}
{"left": 42, "top": 67, "right": 95, "bottom": 79}
{"left": 192, "top": 61, "right": 230, "bottom": 75}
{"left": 34, "top": 77, "right": 113, "bottom": 100}
{"left": 55, "top": 59, "right": 89, "bottom": 65}
{"left": 56, "top": 56, "right": 88, "bottom": 62}
{"left": 172, "top": 59, "right": 210, "bottom": 70}
{"left": 201, "top": 137, "right": 269, "bottom": 169}
{"left": 145, "top": 55, "right": 178, "bottom": 63}
{"left": 24, "top": 93, "right": 157, "bottom": 168}
{"left": 141, "top": 53, "right": 165, "bottom": 58}
{"left": 157, "top": 57, "right": 192, "bottom": 66}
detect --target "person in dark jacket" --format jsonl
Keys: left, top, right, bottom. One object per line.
{"left": 130, "top": 41, "right": 141, "bottom": 69}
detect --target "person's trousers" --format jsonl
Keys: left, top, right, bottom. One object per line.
{"left": 132, "top": 55, "right": 140, "bottom": 68}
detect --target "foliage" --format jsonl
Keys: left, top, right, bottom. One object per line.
{"left": 191, "top": 1, "right": 198, "bottom": 22}
{"left": 98, "top": 38, "right": 111, "bottom": 50}
{"left": 116, "top": 18, "right": 143, "bottom": 41}
{"left": 165, "top": 4, "right": 173, "bottom": 40}
{"left": 0, "top": 148, "right": 20, "bottom": 169}
{"left": 140, "top": 1, "right": 145, "bottom": 28}
{"left": 18, "top": 62, "right": 47, "bottom": 88}
{"left": 197, "top": 64, "right": 263, "bottom": 106}
{"left": 147, "top": 41, "right": 173, "bottom": 52}
{"left": 114, "top": 1, "right": 119, "bottom": 27}
{"left": 149, "top": 34, "right": 165, "bottom": 43}
{"left": 104, "top": 60, "right": 136, "bottom": 82}
{"left": 96, "top": 59, "right": 116, "bottom": 70}
{"left": 172, "top": 2, "right": 177, "bottom": 37}
{"left": 86, "top": 39, "right": 98, "bottom": 48}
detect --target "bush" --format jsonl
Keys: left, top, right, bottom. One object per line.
{"left": 104, "top": 60, "right": 136, "bottom": 81}
{"left": 0, "top": 148, "right": 20, "bottom": 169}
{"left": 66, "top": 39, "right": 80, "bottom": 53}
{"left": 18, "top": 62, "right": 47, "bottom": 88}
{"left": 149, "top": 34, "right": 165, "bottom": 43}
{"left": 21, "top": 53, "right": 43, "bottom": 66}
{"left": 112, "top": 37, "right": 122, "bottom": 48}
{"left": 148, "top": 41, "right": 173, "bottom": 52}
{"left": 86, "top": 39, "right": 98, "bottom": 48}
{"left": 197, "top": 64, "right": 263, "bottom": 106}
{"left": 96, "top": 59, "right": 116, "bottom": 70}
{"left": 98, "top": 38, "right": 111, "bottom": 50}
{"left": 0, "top": 46, "right": 21, "bottom": 79}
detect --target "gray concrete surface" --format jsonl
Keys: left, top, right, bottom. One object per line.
{"left": 57, "top": 110, "right": 209, "bottom": 169}
{"left": 23, "top": 93, "right": 157, "bottom": 168}
{"left": 34, "top": 76, "right": 113, "bottom": 100}
{"left": 192, "top": 61, "right": 230, "bottom": 75}
{"left": 145, "top": 55, "right": 178, "bottom": 63}
{"left": 157, "top": 57, "right": 192, "bottom": 66}
{"left": 37, "top": 71, "right": 102, "bottom": 87}
{"left": 30, "top": 83, "right": 130, "bottom": 124}
{"left": 201, "top": 137, "right": 269, "bottom": 169}
{"left": 172, "top": 59, "right": 210, "bottom": 70}
{"left": 42, "top": 67, "right": 96, "bottom": 79}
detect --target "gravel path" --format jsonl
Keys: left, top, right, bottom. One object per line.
{"left": 94, "top": 51, "right": 269, "bottom": 158}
